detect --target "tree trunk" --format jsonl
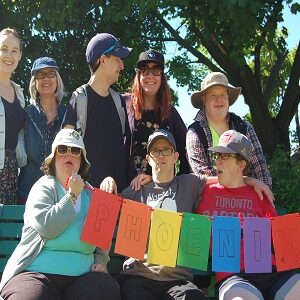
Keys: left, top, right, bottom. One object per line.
{"left": 295, "top": 108, "right": 300, "bottom": 145}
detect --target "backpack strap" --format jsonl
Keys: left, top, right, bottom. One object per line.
{"left": 188, "top": 121, "right": 209, "bottom": 151}
{"left": 229, "top": 113, "right": 247, "bottom": 135}
{"left": 74, "top": 84, "right": 125, "bottom": 137}
{"left": 109, "top": 87, "right": 125, "bottom": 136}
{"left": 73, "top": 84, "right": 88, "bottom": 137}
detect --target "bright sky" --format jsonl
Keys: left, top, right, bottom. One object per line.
{"left": 166, "top": 6, "right": 299, "bottom": 141}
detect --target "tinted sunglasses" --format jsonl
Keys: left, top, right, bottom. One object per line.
{"left": 56, "top": 145, "right": 81, "bottom": 157}
{"left": 103, "top": 41, "right": 122, "bottom": 55}
{"left": 35, "top": 71, "right": 57, "bottom": 80}
{"left": 211, "top": 152, "right": 237, "bottom": 161}
{"left": 140, "top": 67, "right": 162, "bottom": 76}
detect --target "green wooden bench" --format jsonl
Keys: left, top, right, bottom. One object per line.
{"left": 0, "top": 205, "right": 25, "bottom": 276}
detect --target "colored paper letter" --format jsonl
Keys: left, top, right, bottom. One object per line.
{"left": 115, "top": 199, "right": 152, "bottom": 260}
{"left": 244, "top": 217, "right": 272, "bottom": 273}
{"left": 81, "top": 189, "right": 122, "bottom": 250}
{"left": 212, "top": 216, "right": 241, "bottom": 272}
{"left": 272, "top": 213, "right": 300, "bottom": 271}
{"left": 177, "top": 213, "right": 211, "bottom": 270}
{"left": 147, "top": 209, "right": 182, "bottom": 267}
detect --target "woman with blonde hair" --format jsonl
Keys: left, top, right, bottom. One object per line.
{"left": 0, "top": 27, "right": 25, "bottom": 204}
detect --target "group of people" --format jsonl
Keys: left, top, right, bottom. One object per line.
{"left": 0, "top": 27, "right": 299, "bottom": 300}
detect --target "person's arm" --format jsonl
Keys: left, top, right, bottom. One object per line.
{"left": 243, "top": 177, "right": 274, "bottom": 205}
{"left": 100, "top": 176, "right": 118, "bottom": 194}
{"left": 169, "top": 107, "right": 190, "bottom": 174}
{"left": 130, "top": 174, "right": 152, "bottom": 191}
{"left": 25, "top": 176, "right": 77, "bottom": 239}
{"left": 246, "top": 122, "right": 272, "bottom": 188}
{"left": 92, "top": 247, "right": 110, "bottom": 272}
{"left": 204, "top": 175, "right": 274, "bottom": 205}
{"left": 62, "top": 101, "right": 77, "bottom": 129}
{"left": 186, "top": 128, "right": 216, "bottom": 176}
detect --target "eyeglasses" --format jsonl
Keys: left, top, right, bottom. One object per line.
{"left": 140, "top": 67, "right": 162, "bottom": 76}
{"left": 56, "top": 145, "right": 81, "bottom": 157}
{"left": 149, "top": 148, "right": 174, "bottom": 158}
{"left": 103, "top": 41, "right": 122, "bottom": 55}
{"left": 211, "top": 152, "right": 237, "bottom": 161}
{"left": 35, "top": 71, "right": 57, "bottom": 80}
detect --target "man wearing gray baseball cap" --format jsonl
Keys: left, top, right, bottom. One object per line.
{"left": 196, "top": 130, "right": 300, "bottom": 300}
{"left": 63, "top": 33, "right": 132, "bottom": 191}
{"left": 186, "top": 72, "right": 272, "bottom": 189}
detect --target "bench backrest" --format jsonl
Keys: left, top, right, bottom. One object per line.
{"left": 0, "top": 205, "right": 25, "bottom": 272}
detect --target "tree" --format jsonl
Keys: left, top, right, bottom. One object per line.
{"left": 106, "top": 0, "right": 300, "bottom": 158}
{"left": 1, "top": 0, "right": 299, "bottom": 158}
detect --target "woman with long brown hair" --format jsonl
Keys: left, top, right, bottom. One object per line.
{"left": 126, "top": 49, "right": 190, "bottom": 180}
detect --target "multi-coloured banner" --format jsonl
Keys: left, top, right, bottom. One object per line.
{"left": 80, "top": 189, "right": 300, "bottom": 273}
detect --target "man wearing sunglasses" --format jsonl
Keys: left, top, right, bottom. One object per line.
{"left": 101, "top": 129, "right": 274, "bottom": 300}
{"left": 63, "top": 33, "right": 132, "bottom": 192}
{"left": 195, "top": 130, "right": 300, "bottom": 300}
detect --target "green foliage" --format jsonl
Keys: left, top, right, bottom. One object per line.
{"left": 269, "top": 147, "right": 300, "bottom": 213}
{"left": 0, "top": 0, "right": 299, "bottom": 157}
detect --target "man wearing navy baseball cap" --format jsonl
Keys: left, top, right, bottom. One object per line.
{"left": 63, "top": 33, "right": 132, "bottom": 191}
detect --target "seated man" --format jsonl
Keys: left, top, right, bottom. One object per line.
{"left": 102, "top": 129, "right": 273, "bottom": 300}
{"left": 196, "top": 130, "right": 300, "bottom": 300}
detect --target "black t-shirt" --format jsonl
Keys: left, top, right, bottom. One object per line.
{"left": 63, "top": 85, "right": 128, "bottom": 190}
{"left": 3, "top": 94, "right": 24, "bottom": 150}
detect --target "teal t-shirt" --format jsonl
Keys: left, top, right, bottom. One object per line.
{"left": 27, "top": 181, "right": 95, "bottom": 276}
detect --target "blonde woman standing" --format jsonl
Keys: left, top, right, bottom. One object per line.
{"left": 0, "top": 28, "right": 25, "bottom": 204}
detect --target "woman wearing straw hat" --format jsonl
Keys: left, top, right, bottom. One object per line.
{"left": 186, "top": 72, "right": 272, "bottom": 188}
{"left": 0, "top": 128, "right": 121, "bottom": 300}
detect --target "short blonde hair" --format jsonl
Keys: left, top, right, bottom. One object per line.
{"left": 29, "top": 70, "right": 65, "bottom": 104}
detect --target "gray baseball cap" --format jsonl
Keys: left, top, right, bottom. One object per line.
{"left": 147, "top": 129, "right": 176, "bottom": 153}
{"left": 208, "top": 130, "right": 252, "bottom": 161}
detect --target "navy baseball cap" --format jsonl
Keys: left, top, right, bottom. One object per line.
{"left": 86, "top": 33, "right": 132, "bottom": 64}
{"left": 136, "top": 49, "right": 164, "bottom": 69}
{"left": 31, "top": 57, "right": 59, "bottom": 75}
{"left": 147, "top": 129, "right": 176, "bottom": 153}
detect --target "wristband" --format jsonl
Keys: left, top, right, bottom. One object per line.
{"left": 68, "top": 191, "right": 77, "bottom": 204}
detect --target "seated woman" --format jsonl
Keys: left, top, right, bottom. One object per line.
{"left": 0, "top": 128, "right": 121, "bottom": 300}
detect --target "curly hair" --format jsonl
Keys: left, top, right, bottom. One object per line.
{"left": 41, "top": 153, "right": 90, "bottom": 181}
{"left": 130, "top": 69, "right": 172, "bottom": 121}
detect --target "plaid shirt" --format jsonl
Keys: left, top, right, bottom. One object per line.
{"left": 186, "top": 109, "right": 272, "bottom": 188}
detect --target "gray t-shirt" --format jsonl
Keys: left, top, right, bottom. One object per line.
{"left": 120, "top": 173, "right": 206, "bottom": 282}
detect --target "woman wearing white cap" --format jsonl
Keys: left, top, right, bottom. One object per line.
{"left": 17, "top": 56, "right": 66, "bottom": 203}
{"left": 186, "top": 72, "right": 272, "bottom": 188}
{"left": 0, "top": 129, "right": 121, "bottom": 300}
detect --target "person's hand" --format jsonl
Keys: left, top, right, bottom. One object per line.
{"left": 130, "top": 174, "right": 152, "bottom": 191}
{"left": 244, "top": 177, "right": 275, "bottom": 206}
{"left": 91, "top": 263, "right": 105, "bottom": 272}
{"left": 67, "top": 173, "right": 84, "bottom": 197}
{"left": 100, "top": 177, "right": 117, "bottom": 194}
